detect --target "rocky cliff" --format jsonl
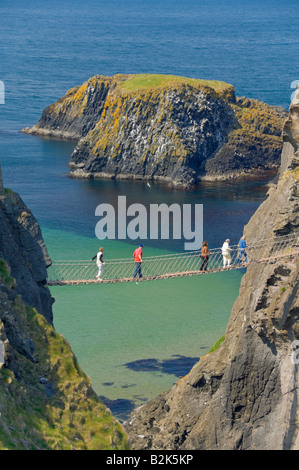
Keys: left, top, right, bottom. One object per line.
{"left": 124, "top": 90, "right": 299, "bottom": 450}
{"left": 22, "top": 74, "right": 287, "bottom": 188}
{"left": 0, "top": 187, "right": 53, "bottom": 325}
{"left": 0, "top": 170, "right": 129, "bottom": 450}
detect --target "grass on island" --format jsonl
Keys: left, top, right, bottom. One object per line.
{"left": 118, "top": 73, "right": 233, "bottom": 95}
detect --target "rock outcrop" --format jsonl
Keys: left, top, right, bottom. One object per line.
{"left": 0, "top": 184, "right": 53, "bottom": 324}
{"left": 124, "top": 90, "right": 299, "bottom": 450}
{"left": 0, "top": 168, "right": 129, "bottom": 450}
{"left": 22, "top": 74, "right": 287, "bottom": 188}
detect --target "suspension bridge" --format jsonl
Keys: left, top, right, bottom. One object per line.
{"left": 47, "top": 232, "right": 299, "bottom": 286}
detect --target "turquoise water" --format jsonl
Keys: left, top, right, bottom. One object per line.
{"left": 50, "top": 267, "right": 241, "bottom": 421}
{"left": 44, "top": 225, "right": 243, "bottom": 420}
{"left": 1, "top": 0, "right": 298, "bottom": 420}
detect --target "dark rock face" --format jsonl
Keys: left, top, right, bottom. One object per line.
{"left": 22, "top": 74, "right": 287, "bottom": 188}
{"left": 0, "top": 187, "right": 54, "bottom": 324}
{"left": 0, "top": 170, "right": 129, "bottom": 450}
{"left": 0, "top": 176, "right": 54, "bottom": 383}
{"left": 32, "top": 76, "right": 115, "bottom": 140}
{"left": 69, "top": 86, "right": 237, "bottom": 188}
{"left": 123, "top": 92, "right": 299, "bottom": 450}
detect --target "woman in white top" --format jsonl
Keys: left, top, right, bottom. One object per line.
{"left": 91, "top": 247, "right": 105, "bottom": 280}
{"left": 221, "top": 239, "right": 232, "bottom": 267}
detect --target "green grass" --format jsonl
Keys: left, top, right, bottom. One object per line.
{"left": 0, "top": 258, "right": 15, "bottom": 288}
{"left": 4, "top": 188, "right": 13, "bottom": 195}
{"left": 0, "top": 301, "right": 129, "bottom": 450}
{"left": 118, "top": 73, "right": 233, "bottom": 94}
{"left": 208, "top": 335, "right": 225, "bottom": 354}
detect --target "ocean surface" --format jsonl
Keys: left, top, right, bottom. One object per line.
{"left": 0, "top": 0, "right": 298, "bottom": 421}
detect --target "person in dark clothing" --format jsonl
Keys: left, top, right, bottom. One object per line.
{"left": 200, "top": 241, "right": 210, "bottom": 271}
{"left": 133, "top": 244, "right": 143, "bottom": 278}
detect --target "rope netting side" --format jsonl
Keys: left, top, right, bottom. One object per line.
{"left": 47, "top": 231, "right": 299, "bottom": 284}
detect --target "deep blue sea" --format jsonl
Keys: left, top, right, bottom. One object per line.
{"left": 0, "top": 0, "right": 298, "bottom": 421}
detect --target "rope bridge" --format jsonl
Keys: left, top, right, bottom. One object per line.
{"left": 47, "top": 232, "right": 299, "bottom": 286}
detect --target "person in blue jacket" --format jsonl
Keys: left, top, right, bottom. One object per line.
{"left": 237, "top": 236, "right": 248, "bottom": 264}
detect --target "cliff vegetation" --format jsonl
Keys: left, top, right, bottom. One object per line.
{"left": 0, "top": 298, "right": 128, "bottom": 450}
{"left": 0, "top": 185, "right": 129, "bottom": 450}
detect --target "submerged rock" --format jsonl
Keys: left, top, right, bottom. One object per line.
{"left": 22, "top": 74, "right": 287, "bottom": 188}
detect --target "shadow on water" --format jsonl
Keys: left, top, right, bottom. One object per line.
{"left": 99, "top": 396, "right": 136, "bottom": 423}
{"left": 99, "top": 354, "right": 202, "bottom": 422}
{"left": 123, "top": 354, "right": 201, "bottom": 376}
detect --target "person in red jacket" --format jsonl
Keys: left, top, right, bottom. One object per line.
{"left": 133, "top": 244, "right": 143, "bottom": 279}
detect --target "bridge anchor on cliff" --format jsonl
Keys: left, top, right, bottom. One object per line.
{"left": 47, "top": 232, "right": 299, "bottom": 286}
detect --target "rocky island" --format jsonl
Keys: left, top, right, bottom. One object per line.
{"left": 124, "top": 90, "right": 299, "bottom": 450}
{"left": 22, "top": 74, "right": 287, "bottom": 188}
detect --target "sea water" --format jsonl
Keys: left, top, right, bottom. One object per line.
{"left": 1, "top": 0, "right": 298, "bottom": 420}
{"left": 0, "top": 130, "right": 269, "bottom": 420}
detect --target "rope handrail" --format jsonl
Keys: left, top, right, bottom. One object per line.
{"left": 50, "top": 232, "right": 299, "bottom": 263}
{"left": 47, "top": 231, "right": 299, "bottom": 285}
